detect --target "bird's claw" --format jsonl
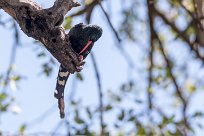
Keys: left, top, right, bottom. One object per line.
{"left": 78, "top": 55, "right": 84, "bottom": 61}
{"left": 76, "top": 65, "right": 84, "bottom": 72}
{"left": 75, "top": 56, "right": 85, "bottom": 72}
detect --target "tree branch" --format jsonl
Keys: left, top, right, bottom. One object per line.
{"left": 90, "top": 53, "right": 105, "bottom": 136}
{"left": 147, "top": 0, "right": 154, "bottom": 111}
{"left": 0, "top": 0, "right": 83, "bottom": 73}
{"left": 96, "top": 0, "right": 136, "bottom": 69}
{"left": 155, "top": 8, "right": 204, "bottom": 63}
{"left": 69, "top": 0, "right": 98, "bottom": 18}
{"left": 154, "top": 30, "right": 189, "bottom": 136}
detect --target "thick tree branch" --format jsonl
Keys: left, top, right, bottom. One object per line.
{"left": 0, "top": 0, "right": 83, "bottom": 73}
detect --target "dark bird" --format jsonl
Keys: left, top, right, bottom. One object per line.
{"left": 54, "top": 23, "right": 102, "bottom": 118}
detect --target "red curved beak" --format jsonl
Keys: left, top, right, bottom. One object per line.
{"left": 79, "top": 40, "right": 93, "bottom": 55}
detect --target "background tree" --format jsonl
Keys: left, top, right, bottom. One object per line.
{"left": 1, "top": 0, "right": 204, "bottom": 135}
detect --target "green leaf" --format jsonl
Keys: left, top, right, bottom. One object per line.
{"left": 19, "top": 124, "right": 26, "bottom": 134}
{"left": 37, "top": 52, "right": 46, "bottom": 57}
{"left": 162, "top": 115, "right": 175, "bottom": 125}
{"left": 71, "top": 100, "right": 78, "bottom": 105}
{"left": 85, "top": 0, "right": 94, "bottom": 5}
{"left": 186, "top": 26, "right": 195, "bottom": 36}
{"left": 11, "top": 75, "right": 21, "bottom": 81}
{"left": 192, "top": 112, "right": 203, "bottom": 118}
{"left": 166, "top": 68, "right": 171, "bottom": 78}
{"left": 118, "top": 109, "right": 125, "bottom": 121}
{"left": 42, "top": 63, "right": 52, "bottom": 77}
{"left": 75, "top": 116, "right": 85, "bottom": 124}
{"left": 105, "top": 104, "right": 112, "bottom": 111}
{"left": 148, "top": 87, "right": 153, "bottom": 93}
{"left": 0, "top": 93, "right": 7, "bottom": 101}
{"left": 117, "top": 132, "right": 124, "bottom": 136}
{"left": 74, "top": 110, "right": 85, "bottom": 124}
{"left": 186, "top": 82, "right": 196, "bottom": 93}
{"left": 64, "top": 17, "right": 72, "bottom": 30}
{"left": 76, "top": 73, "right": 83, "bottom": 81}
{"left": 128, "top": 116, "right": 135, "bottom": 122}
{"left": 137, "top": 127, "right": 146, "bottom": 135}
{"left": 86, "top": 107, "right": 92, "bottom": 119}
{"left": 0, "top": 103, "right": 9, "bottom": 112}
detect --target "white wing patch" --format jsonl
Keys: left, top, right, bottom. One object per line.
{"left": 58, "top": 80, "right": 65, "bottom": 85}
{"left": 59, "top": 71, "right": 69, "bottom": 77}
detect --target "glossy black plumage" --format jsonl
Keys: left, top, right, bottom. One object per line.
{"left": 69, "top": 23, "right": 102, "bottom": 58}
{"left": 54, "top": 23, "right": 102, "bottom": 118}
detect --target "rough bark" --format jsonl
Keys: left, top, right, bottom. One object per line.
{"left": 195, "top": 0, "right": 204, "bottom": 46}
{"left": 0, "top": 0, "right": 83, "bottom": 73}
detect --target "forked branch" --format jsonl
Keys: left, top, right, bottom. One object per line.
{"left": 0, "top": 0, "right": 83, "bottom": 73}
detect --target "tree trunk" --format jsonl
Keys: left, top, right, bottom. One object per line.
{"left": 195, "top": 0, "right": 204, "bottom": 46}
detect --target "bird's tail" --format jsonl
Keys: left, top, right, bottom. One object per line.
{"left": 54, "top": 64, "right": 70, "bottom": 118}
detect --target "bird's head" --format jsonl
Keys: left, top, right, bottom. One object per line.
{"left": 68, "top": 23, "right": 102, "bottom": 59}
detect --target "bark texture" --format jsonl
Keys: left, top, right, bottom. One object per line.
{"left": 0, "top": 0, "right": 83, "bottom": 73}
{"left": 195, "top": 0, "right": 204, "bottom": 46}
